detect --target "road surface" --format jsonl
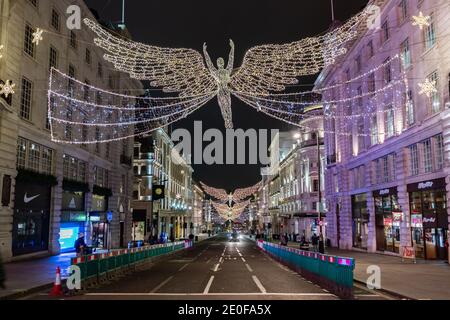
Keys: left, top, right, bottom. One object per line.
{"left": 27, "top": 234, "right": 391, "bottom": 300}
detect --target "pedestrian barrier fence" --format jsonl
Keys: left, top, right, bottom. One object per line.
{"left": 70, "top": 241, "right": 192, "bottom": 290}
{"left": 257, "top": 240, "right": 355, "bottom": 299}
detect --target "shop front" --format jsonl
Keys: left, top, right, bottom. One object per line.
{"left": 89, "top": 194, "right": 110, "bottom": 249}
{"left": 408, "top": 178, "right": 448, "bottom": 260}
{"left": 373, "top": 188, "right": 401, "bottom": 253}
{"left": 352, "top": 193, "right": 369, "bottom": 250}
{"left": 12, "top": 177, "right": 52, "bottom": 256}
{"left": 60, "top": 189, "right": 87, "bottom": 252}
{"left": 132, "top": 209, "right": 146, "bottom": 242}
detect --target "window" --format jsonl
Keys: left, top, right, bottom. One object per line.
{"left": 435, "top": 134, "right": 444, "bottom": 170}
{"left": 20, "top": 77, "right": 32, "bottom": 120}
{"left": 24, "top": 24, "right": 35, "bottom": 57}
{"left": 382, "top": 156, "right": 389, "bottom": 183}
{"left": 371, "top": 114, "right": 378, "bottom": 146}
{"left": 356, "top": 55, "right": 362, "bottom": 73}
{"left": 428, "top": 71, "right": 440, "bottom": 113}
{"left": 385, "top": 105, "right": 394, "bottom": 138}
{"left": 405, "top": 90, "right": 415, "bottom": 126}
{"left": 384, "top": 58, "right": 392, "bottom": 83}
{"left": 368, "top": 72, "right": 375, "bottom": 94}
{"left": 68, "top": 64, "right": 76, "bottom": 96}
{"left": 399, "top": 0, "right": 408, "bottom": 22}
{"left": 95, "top": 128, "right": 101, "bottom": 154}
{"left": 69, "top": 30, "right": 77, "bottom": 49}
{"left": 98, "top": 63, "right": 103, "bottom": 78}
{"left": 401, "top": 38, "right": 411, "bottom": 68}
{"left": 49, "top": 46, "right": 58, "bottom": 69}
{"left": 63, "top": 155, "right": 87, "bottom": 182}
{"left": 85, "top": 48, "right": 91, "bottom": 65}
{"left": 51, "top": 9, "right": 60, "bottom": 31}
{"left": 382, "top": 20, "right": 390, "bottom": 43}
{"left": 409, "top": 144, "right": 419, "bottom": 176}
{"left": 423, "top": 139, "right": 433, "bottom": 173}
{"left": 46, "top": 96, "right": 55, "bottom": 130}
{"left": 17, "top": 137, "right": 54, "bottom": 174}
{"left": 367, "top": 40, "right": 374, "bottom": 58}
{"left": 424, "top": 13, "right": 436, "bottom": 50}
{"left": 357, "top": 118, "right": 365, "bottom": 152}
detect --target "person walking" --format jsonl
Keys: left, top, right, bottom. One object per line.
{"left": 74, "top": 232, "right": 86, "bottom": 257}
{"left": 311, "top": 233, "right": 319, "bottom": 252}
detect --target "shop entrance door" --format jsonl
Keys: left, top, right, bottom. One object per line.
{"left": 436, "top": 228, "right": 448, "bottom": 260}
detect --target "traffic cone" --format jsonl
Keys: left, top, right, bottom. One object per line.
{"left": 49, "top": 266, "right": 63, "bottom": 296}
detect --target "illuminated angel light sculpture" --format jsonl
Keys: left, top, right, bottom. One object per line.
{"left": 211, "top": 200, "right": 250, "bottom": 221}
{"left": 83, "top": 6, "right": 371, "bottom": 130}
{"left": 200, "top": 181, "right": 260, "bottom": 206}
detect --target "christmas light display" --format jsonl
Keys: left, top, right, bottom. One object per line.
{"left": 32, "top": 28, "right": 44, "bottom": 45}
{"left": 48, "top": 68, "right": 215, "bottom": 144}
{"left": 84, "top": 3, "right": 372, "bottom": 129}
{"left": 211, "top": 200, "right": 250, "bottom": 221}
{"left": 412, "top": 12, "right": 431, "bottom": 30}
{"left": 0, "top": 80, "right": 15, "bottom": 98}
{"left": 0, "top": 45, "right": 3, "bottom": 59}
{"left": 418, "top": 78, "right": 437, "bottom": 98}
{"left": 200, "top": 181, "right": 260, "bottom": 205}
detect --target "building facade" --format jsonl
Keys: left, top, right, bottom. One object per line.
{"left": 316, "top": 0, "right": 450, "bottom": 260}
{"left": 0, "top": 0, "right": 144, "bottom": 261}
{"left": 132, "top": 128, "right": 195, "bottom": 242}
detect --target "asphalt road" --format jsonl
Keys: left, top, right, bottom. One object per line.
{"left": 27, "top": 234, "right": 390, "bottom": 300}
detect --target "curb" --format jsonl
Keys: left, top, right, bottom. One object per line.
{"left": 0, "top": 282, "right": 54, "bottom": 300}
{"left": 353, "top": 278, "right": 416, "bottom": 300}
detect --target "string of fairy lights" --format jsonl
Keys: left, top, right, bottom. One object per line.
{"left": 0, "top": 3, "right": 440, "bottom": 142}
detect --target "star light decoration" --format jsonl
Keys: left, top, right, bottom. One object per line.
{"left": 32, "top": 28, "right": 44, "bottom": 45}
{"left": 412, "top": 12, "right": 431, "bottom": 30}
{"left": 418, "top": 78, "right": 437, "bottom": 98}
{"left": 0, "top": 80, "right": 15, "bottom": 98}
{"left": 200, "top": 181, "right": 260, "bottom": 206}
{"left": 83, "top": 5, "right": 371, "bottom": 129}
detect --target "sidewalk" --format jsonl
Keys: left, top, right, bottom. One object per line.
{"left": 0, "top": 253, "right": 74, "bottom": 299}
{"left": 279, "top": 240, "right": 450, "bottom": 300}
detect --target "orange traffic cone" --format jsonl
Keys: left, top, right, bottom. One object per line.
{"left": 49, "top": 266, "right": 63, "bottom": 296}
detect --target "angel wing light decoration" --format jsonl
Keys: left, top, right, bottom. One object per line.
{"left": 82, "top": 4, "right": 373, "bottom": 130}
{"left": 200, "top": 181, "right": 260, "bottom": 206}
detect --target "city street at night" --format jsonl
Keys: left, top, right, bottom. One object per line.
{"left": 1, "top": 0, "right": 450, "bottom": 315}
{"left": 25, "top": 235, "right": 389, "bottom": 300}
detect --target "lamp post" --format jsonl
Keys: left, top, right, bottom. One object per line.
{"left": 317, "top": 131, "right": 325, "bottom": 254}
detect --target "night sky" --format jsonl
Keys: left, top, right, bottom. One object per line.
{"left": 85, "top": 0, "right": 369, "bottom": 191}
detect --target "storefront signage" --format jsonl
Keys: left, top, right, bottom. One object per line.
{"left": 423, "top": 213, "right": 437, "bottom": 228}
{"left": 407, "top": 178, "right": 446, "bottom": 192}
{"left": 400, "top": 246, "right": 416, "bottom": 262}
{"left": 62, "top": 191, "right": 84, "bottom": 211}
{"left": 418, "top": 181, "right": 433, "bottom": 190}
{"left": 92, "top": 194, "right": 106, "bottom": 212}
{"left": 14, "top": 180, "right": 51, "bottom": 211}
{"left": 392, "top": 211, "right": 403, "bottom": 222}
{"left": 373, "top": 187, "right": 397, "bottom": 197}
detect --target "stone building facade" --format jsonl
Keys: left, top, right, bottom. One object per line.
{"left": 316, "top": 0, "right": 450, "bottom": 260}
{"left": 0, "top": 0, "right": 143, "bottom": 261}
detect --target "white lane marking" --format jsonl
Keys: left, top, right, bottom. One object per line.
{"left": 85, "top": 292, "right": 335, "bottom": 297}
{"left": 245, "top": 264, "right": 253, "bottom": 273}
{"left": 219, "top": 257, "right": 224, "bottom": 263}
{"left": 178, "top": 264, "right": 189, "bottom": 272}
{"left": 206, "top": 258, "right": 212, "bottom": 264}
{"left": 252, "top": 275, "right": 267, "bottom": 294}
{"left": 203, "top": 276, "right": 215, "bottom": 294}
{"left": 150, "top": 276, "right": 174, "bottom": 293}
{"left": 241, "top": 257, "right": 246, "bottom": 263}
{"left": 213, "top": 264, "right": 220, "bottom": 272}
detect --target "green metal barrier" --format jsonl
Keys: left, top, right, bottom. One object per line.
{"left": 258, "top": 240, "right": 355, "bottom": 299}
{"left": 69, "top": 240, "right": 193, "bottom": 291}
